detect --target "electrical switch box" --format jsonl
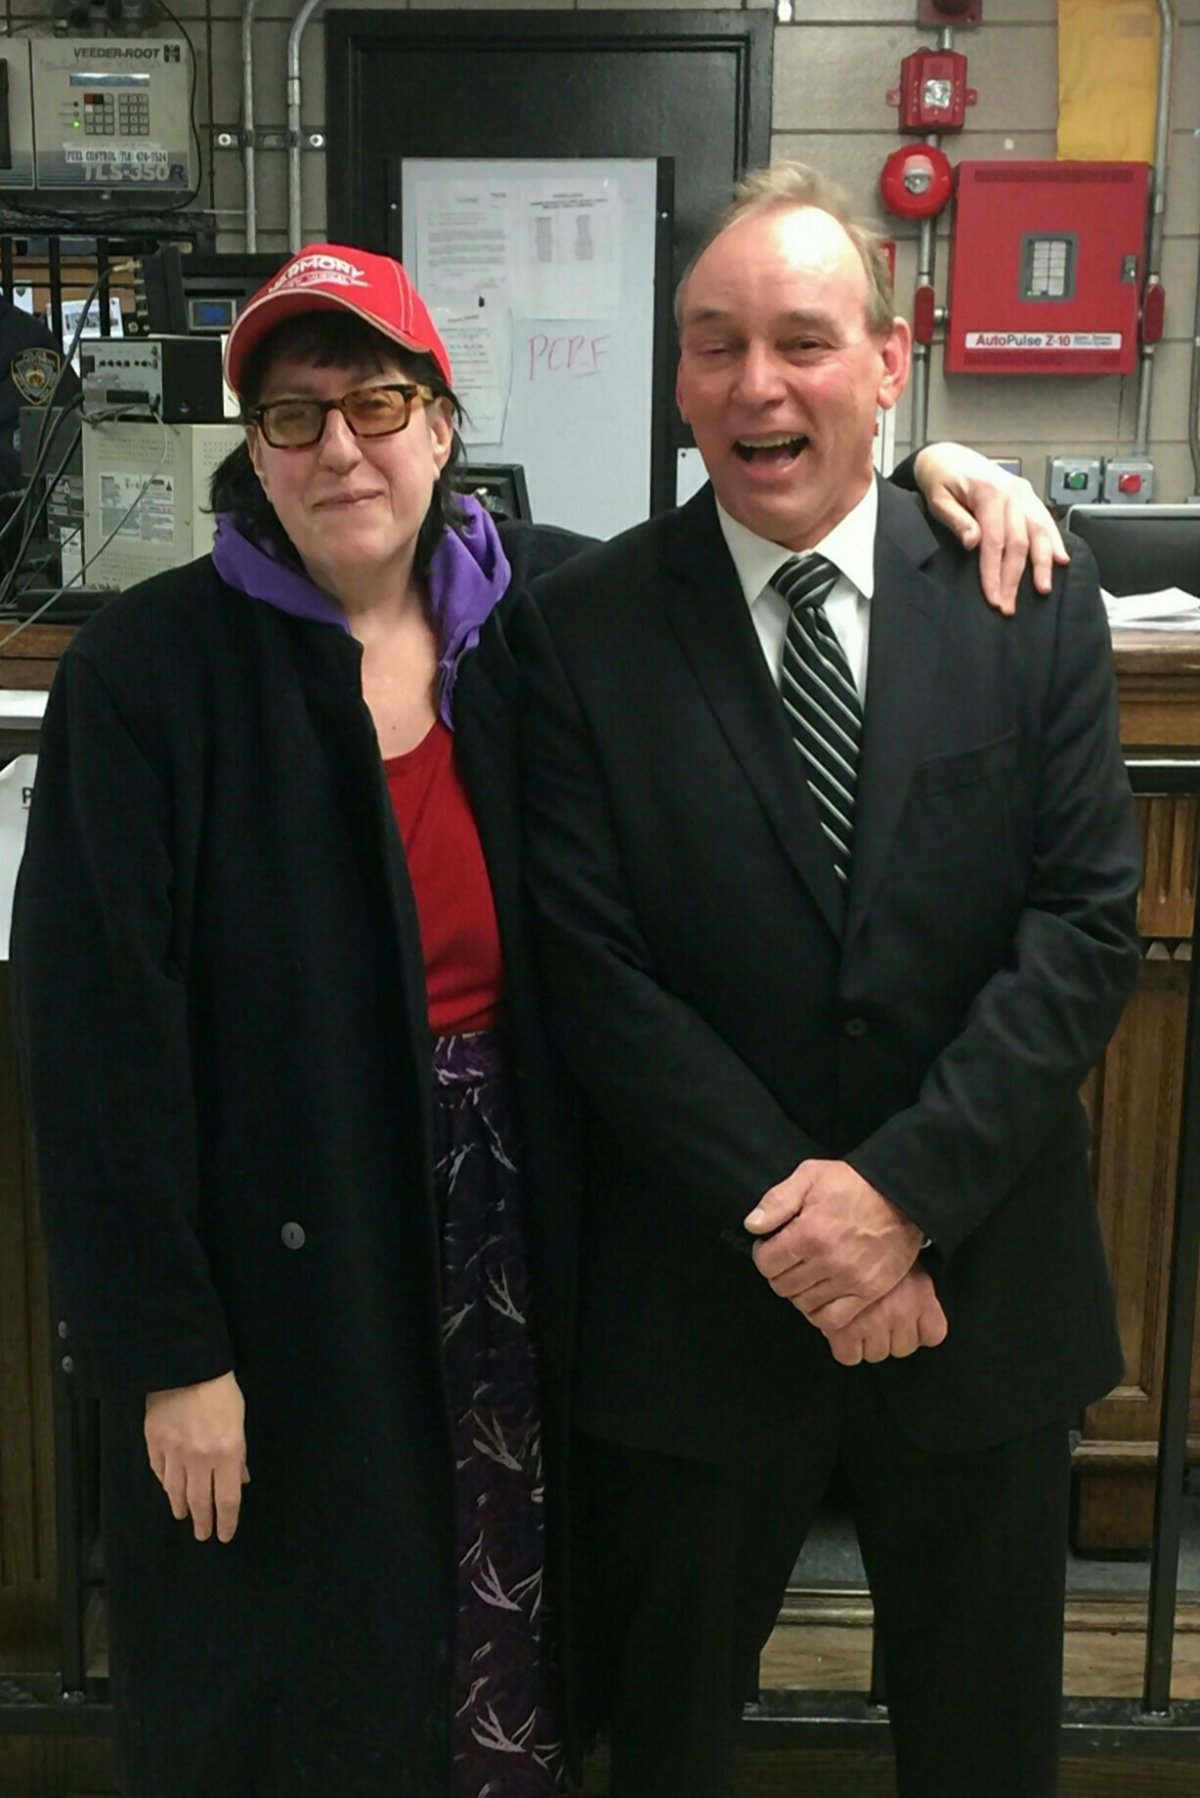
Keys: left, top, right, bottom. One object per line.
{"left": 946, "top": 161, "right": 1150, "bottom": 376}
{"left": 0, "top": 42, "right": 35, "bottom": 190}
{"left": 1102, "top": 458, "right": 1154, "bottom": 505}
{"left": 80, "top": 337, "right": 230, "bottom": 424}
{"left": 0, "top": 38, "right": 194, "bottom": 204}
{"left": 1047, "top": 456, "right": 1102, "bottom": 508}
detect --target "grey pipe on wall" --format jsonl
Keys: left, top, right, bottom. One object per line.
{"left": 906, "top": 26, "right": 953, "bottom": 453}
{"left": 242, "top": 0, "right": 261, "bottom": 253}
{"left": 1133, "top": 0, "right": 1176, "bottom": 459}
{"left": 287, "top": 0, "right": 326, "bottom": 252}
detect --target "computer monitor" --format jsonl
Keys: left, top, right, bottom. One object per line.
{"left": 139, "top": 249, "right": 286, "bottom": 338}
{"left": 1065, "top": 504, "right": 1200, "bottom": 598}
{"left": 453, "top": 464, "right": 532, "bottom": 524}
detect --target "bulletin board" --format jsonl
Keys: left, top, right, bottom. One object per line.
{"left": 399, "top": 158, "right": 672, "bottom": 541}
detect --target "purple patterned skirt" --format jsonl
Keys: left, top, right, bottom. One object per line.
{"left": 432, "top": 1031, "right": 566, "bottom": 1798}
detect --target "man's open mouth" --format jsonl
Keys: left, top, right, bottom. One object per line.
{"left": 734, "top": 434, "right": 809, "bottom": 464}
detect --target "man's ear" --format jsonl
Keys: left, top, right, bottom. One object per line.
{"left": 876, "top": 316, "right": 912, "bottom": 415}
{"left": 675, "top": 365, "right": 690, "bottom": 427}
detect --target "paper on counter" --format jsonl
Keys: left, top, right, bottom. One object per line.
{"left": 1104, "top": 586, "right": 1200, "bottom": 630}
{"left": 0, "top": 752, "right": 36, "bottom": 959}
{"left": 0, "top": 690, "right": 49, "bottom": 723}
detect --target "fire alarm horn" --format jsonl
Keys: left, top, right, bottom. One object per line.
{"left": 880, "top": 144, "right": 954, "bottom": 220}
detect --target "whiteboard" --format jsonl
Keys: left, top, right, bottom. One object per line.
{"left": 401, "top": 158, "right": 660, "bottom": 541}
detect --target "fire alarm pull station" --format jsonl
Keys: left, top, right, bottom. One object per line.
{"left": 945, "top": 161, "right": 1150, "bottom": 376}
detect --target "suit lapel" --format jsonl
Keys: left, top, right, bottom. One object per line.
{"left": 844, "top": 481, "right": 946, "bottom": 948}
{"left": 659, "top": 487, "right": 845, "bottom": 941}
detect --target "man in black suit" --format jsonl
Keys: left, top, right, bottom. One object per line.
{"left": 512, "top": 164, "right": 1142, "bottom": 1797}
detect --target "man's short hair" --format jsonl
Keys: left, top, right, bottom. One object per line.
{"left": 675, "top": 161, "right": 896, "bottom": 337}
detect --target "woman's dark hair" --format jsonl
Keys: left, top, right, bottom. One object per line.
{"left": 209, "top": 309, "right": 467, "bottom": 585}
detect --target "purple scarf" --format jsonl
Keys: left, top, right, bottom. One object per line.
{"left": 211, "top": 496, "right": 512, "bottom": 730}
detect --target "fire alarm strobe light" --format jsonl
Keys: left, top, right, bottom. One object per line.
{"left": 887, "top": 50, "right": 977, "bottom": 134}
{"left": 880, "top": 144, "right": 954, "bottom": 221}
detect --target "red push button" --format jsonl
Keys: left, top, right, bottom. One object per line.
{"left": 1118, "top": 472, "right": 1143, "bottom": 495}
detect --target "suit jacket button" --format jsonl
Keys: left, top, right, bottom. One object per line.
{"left": 843, "top": 1016, "right": 869, "bottom": 1038}
{"left": 281, "top": 1221, "right": 306, "bottom": 1250}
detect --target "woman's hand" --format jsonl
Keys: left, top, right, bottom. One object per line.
{"left": 144, "top": 1371, "right": 249, "bottom": 1543}
{"left": 914, "top": 443, "right": 1069, "bottom": 616}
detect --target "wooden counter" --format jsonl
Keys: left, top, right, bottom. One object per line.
{"left": 1077, "top": 631, "right": 1200, "bottom": 1549}
{"left": 1, "top": 623, "right": 1198, "bottom": 1670}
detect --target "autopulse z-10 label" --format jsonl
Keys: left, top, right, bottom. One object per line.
{"left": 964, "top": 331, "right": 1123, "bottom": 351}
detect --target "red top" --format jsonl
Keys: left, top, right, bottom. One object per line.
{"left": 384, "top": 721, "right": 503, "bottom": 1035}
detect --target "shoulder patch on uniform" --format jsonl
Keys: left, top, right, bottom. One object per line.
{"left": 11, "top": 347, "right": 62, "bottom": 405}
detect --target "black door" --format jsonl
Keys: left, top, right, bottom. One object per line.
{"left": 325, "top": 10, "right": 771, "bottom": 277}
{"left": 324, "top": 10, "right": 773, "bottom": 507}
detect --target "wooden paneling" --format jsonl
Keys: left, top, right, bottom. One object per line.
{"left": 1138, "top": 801, "right": 1199, "bottom": 940}
{"left": 0, "top": 965, "right": 57, "bottom": 1660}
{"left": 0, "top": 1736, "right": 117, "bottom": 1798}
{"left": 766, "top": 1591, "right": 1200, "bottom": 1700}
{"left": 0, "top": 627, "right": 72, "bottom": 695}
{"left": 1115, "top": 635, "right": 1200, "bottom": 751}
{"left": 582, "top": 1746, "right": 1200, "bottom": 1797}
{"left": 1074, "top": 637, "right": 1200, "bottom": 1551}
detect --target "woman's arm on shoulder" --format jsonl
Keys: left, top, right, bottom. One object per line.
{"left": 893, "top": 442, "right": 1068, "bottom": 615}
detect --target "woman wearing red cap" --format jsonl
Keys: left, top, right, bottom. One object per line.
{"left": 12, "top": 241, "right": 1062, "bottom": 1798}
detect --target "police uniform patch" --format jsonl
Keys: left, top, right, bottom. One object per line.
{"left": 11, "top": 347, "right": 62, "bottom": 405}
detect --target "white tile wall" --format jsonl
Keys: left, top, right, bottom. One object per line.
{"left": 4, "top": 2, "right": 1196, "bottom": 497}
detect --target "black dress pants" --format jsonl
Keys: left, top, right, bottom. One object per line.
{"left": 574, "top": 1370, "right": 1071, "bottom": 1798}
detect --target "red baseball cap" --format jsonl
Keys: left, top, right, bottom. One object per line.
{"left": 224, "top": 243, "right": 452, "bottom": 395}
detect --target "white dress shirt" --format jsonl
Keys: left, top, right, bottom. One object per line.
{"left": 715, "top": 479, "right": 879, "bottom": 701}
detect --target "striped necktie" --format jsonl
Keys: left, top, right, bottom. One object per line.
{"left": 774, "top": 552, "right": 862, "bottom": 884}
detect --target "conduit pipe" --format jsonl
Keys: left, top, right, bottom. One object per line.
{"left": 241, "top": 0, "right": 261, "bottom": 252}
{"left": 287, "top": 0, "right": 326, "bottom": 252}
{"left": 1190, "top": 185, "right": 1200, "bottom": 497}
{"left": 908, "top": 25, "right": 954, "bottom": 452}
{"left": 1133, "top": 0, "right": 1176, "bottom": 458}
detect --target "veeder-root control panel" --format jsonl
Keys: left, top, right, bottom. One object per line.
{"left": 0, "top": 38, "right": 194, "bottom": 203}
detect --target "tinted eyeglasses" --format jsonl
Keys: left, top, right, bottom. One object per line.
{"left": 248, "top": 381, "right": 437, "bottom": 450}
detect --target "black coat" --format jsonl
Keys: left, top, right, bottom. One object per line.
{"left": 11, "top": 521, "right": 586, "bottom": 1798}
{"left": 508, "top": 480, "right": 1142, "bottom": 1463}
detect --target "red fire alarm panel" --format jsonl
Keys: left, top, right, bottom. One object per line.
{"left": 945, "top": 161, "right": 1150, "bottom": 376}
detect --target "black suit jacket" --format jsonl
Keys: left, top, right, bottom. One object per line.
{"left": 505, "top": 479, "right": 1142, "bottom": 1460}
